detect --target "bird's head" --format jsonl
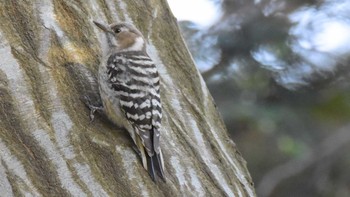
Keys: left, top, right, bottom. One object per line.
{"left": 94, "top": 21, "right": 145, "bottom": 52}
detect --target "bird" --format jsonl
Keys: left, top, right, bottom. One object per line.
{"left": 93, "top": 21, "right": 165, "bottom": 182}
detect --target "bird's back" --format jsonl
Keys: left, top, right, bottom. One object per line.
{"left": 94, "top": 21, "right": 165, "bottom": 182}
{"left": 99, "top": 50, "right": 162, "bottom": 154}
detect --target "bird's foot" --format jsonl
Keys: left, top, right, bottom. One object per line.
{"left": 81, "top": 96, "right": 104, "bottom": 123}
{"left": 88, "top": 105, "right": 104, "bottom": 123}
{"left": 132, "top": 145, "right": 141, "bottom": 157}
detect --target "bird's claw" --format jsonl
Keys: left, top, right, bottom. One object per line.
{"left": 88, "top": 105, "right": 104, "bottom": 123}
{"left": 132, "top": 145, "right": 141, "bottom": 157}
{"left": 81, "top": 96, "right": 103, "bottom": 123}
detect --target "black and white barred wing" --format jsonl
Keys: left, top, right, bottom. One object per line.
{"left": 107, "top": 52, "right": 162, "bottom": 155}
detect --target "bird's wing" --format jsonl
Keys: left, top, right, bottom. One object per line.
{"left": 107, "top": 52, "right": 161, "bottom": 155}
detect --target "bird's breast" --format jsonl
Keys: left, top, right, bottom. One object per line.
{"left": 98, "top": 61, "right": 126, "bottom": 127}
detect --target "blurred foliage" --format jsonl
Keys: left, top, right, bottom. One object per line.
{"left": 178, "top": 0, "right": 350, "bottom": 196}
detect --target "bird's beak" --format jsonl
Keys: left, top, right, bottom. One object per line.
{"left": 93, "top": 21, "right": 114, "bottom": 34}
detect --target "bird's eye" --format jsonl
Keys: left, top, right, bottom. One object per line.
{"left": 115, "top": 28, "right": 121, "bottom": 33}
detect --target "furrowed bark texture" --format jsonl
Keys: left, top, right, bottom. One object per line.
{"left": 0, "top": 0, "right": 255, "bottom": 196}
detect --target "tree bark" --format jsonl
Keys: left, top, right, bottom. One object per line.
{"left": 0, "top": 0, "right": 255, "bottom": 196}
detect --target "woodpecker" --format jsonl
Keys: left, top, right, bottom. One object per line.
{"left": 93, "top": 21, "right": 165, "bottom": 182}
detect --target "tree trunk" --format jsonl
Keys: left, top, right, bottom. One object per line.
{"left": 0, "top": 0, "right": 255, "bottom": 196}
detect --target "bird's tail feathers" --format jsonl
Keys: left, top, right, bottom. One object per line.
{"left": 146, "top": 150, "right": 166, "bottom": 182}
{"left": 136, "top": 137, "right": 165, "bottom": 182}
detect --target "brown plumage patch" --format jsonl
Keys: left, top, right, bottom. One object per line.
{"left": 116, "top": 31, "right": 137, "bottom": 50}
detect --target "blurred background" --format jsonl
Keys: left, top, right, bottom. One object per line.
{"left": 167, "top": 0, "right": 350, "bottom": 196}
